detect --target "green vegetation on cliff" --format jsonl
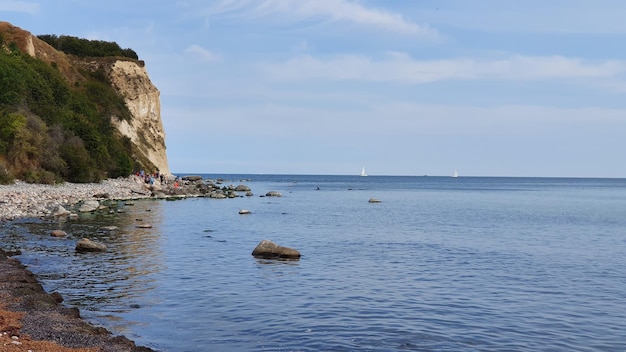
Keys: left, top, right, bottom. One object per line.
{"left": 0, "top": 34, "right": 141, "bottom": 184}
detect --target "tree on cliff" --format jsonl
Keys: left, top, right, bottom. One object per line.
{"left": 37, "top": 34, "right": 138, "bottom": 59}
{"left": 0, "top": 34, "right": 141, "bottom": 184}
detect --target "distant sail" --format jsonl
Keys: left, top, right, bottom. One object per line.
{"left": 360, "top": 167, "right": 368, "bottom": 177}
{"left": 452, "top": 169, "right": 459, "bottom": 178}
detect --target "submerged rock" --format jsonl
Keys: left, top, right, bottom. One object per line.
{"left": 75, "top": 238, "right": 107, "bottom": 252}
{"left": 265, "top": 191, "right": 282, "bottom": 197}
{"left": 50, "top": 230, "right": 67, "bottom": 237}
{"left": 252, "top": 240, "right": 300, "bottom": 260}
{"left": 239, "top": 209, "right": 252, "bottom": 215}
{"left": 368, "top": 198, "right": 382, "bottom": 203}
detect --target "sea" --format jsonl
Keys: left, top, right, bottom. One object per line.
{"left": 1, "top": 174, "right": 625, "bottom": 351}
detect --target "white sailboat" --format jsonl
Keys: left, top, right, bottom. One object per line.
{"left": 452, "top": 169, "right": 459, "bottom": 178}
{"left": 360, "top": 166, "right": 368, "bottom": 177}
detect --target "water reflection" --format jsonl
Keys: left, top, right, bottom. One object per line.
{"left": 0, "top": 199, "right": 166, "bottom": 333}
{"left": 254, "top": 258, "right": 301, "bottom": 265}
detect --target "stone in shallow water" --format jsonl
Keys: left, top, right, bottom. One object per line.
{"left": 75, "top": 238, "right": 107, "bottom": 252}
{"left": 251, "top": 239, "right": 300, "bottom": 260}
{"left": 52, "top": 205, "right": 71, "bottom": 217}
{"left": 78, "top": 200, "right": 100, "bottom": 212}
{"left": 50, "top": 230, "right": 67, "bottom": 237}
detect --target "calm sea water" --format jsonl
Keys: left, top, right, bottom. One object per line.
{"left": 2, "top": 175, "right": 626, "bottom": 351}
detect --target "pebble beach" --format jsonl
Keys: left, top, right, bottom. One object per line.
{"left": 0, "top": 177, "right": 152, "bottom": 222}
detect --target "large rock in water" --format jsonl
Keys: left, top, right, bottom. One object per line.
{"left": 75, "top": 238, "right": 107, "bottom": 252}
{"left": 78, "top": 200, "right": 100, "bottom": 212}
{"left": 182, "top": 175, "right": 203, "bottom": 181}
{"left": 252, "top": 240, "right": 300, "bottom": 260}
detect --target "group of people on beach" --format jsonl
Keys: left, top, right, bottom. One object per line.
{"left": 134, "top": 170, "right": 179, "bottom": 188}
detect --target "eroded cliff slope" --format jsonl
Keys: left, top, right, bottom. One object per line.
{"left": 0, "top": 22, "right": 169, "bottom": 178}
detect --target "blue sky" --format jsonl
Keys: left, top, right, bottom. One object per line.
{"left": 3, "top": 0, "right": 626, "bottom": 177}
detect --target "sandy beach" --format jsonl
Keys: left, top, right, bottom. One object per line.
{"left": 0, "top": 177, "right": 159, "bottom": 351}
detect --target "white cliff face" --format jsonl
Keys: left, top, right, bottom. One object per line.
{"left": 108, "top": 60, "right": 170, "bottom": 175}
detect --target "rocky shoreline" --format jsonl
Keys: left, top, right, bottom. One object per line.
{"left": 0, "top": 175, "right": 253, "bottom": 222}
{"left": 0, "top": 175, "right": 253, "bottom": 351}
{"left": 1, "top": 248, "right": 154, "bottom": 351}
{"left": 0, "top": 176, "right": 151, "bottom": 222}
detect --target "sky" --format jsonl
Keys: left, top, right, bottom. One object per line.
{"left": 2, "top": 0, "right": 626, "bottom": 177}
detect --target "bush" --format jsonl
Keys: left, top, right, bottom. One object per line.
{"left": 0, "top": 158, "right": 14, "bottom": 184}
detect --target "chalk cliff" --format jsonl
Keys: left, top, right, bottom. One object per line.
{"left": 0, "top": 22, "right": 169, "bottom": 175}
{"left": 77, "top": 58, "right": 170, "bottom": 175}
{"left": 109, "top": 60, "right": 169, "bottom": 175}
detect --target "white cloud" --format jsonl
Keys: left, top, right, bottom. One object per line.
{"left": 0, "top": 1, "right": 39, "bottom": 14}
{"left": 207, "top": 0, "right": 437, "bottom": 37}
{"left": 184, "top": 44, "right": 220, "bottom": 62}
{"left": 260, "top": 53, "right": 626, "bottom": 85}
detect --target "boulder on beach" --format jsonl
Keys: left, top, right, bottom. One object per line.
{"left": 252, "top": 240, "right": 301, "bottom": 260}
{"left": 78, "top": 200, "right": 100, "bottom": 212}
{"left": 75, "top": 238, "right": 107, "bottom": 252}
{"left": 265, "top": 191, "right": 282, "bottom": 197}
{"left": 93, "top": 192, "right": 110, "bottom": 199}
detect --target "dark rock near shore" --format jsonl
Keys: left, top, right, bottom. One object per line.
{"left": 235, "top": 184, "right": 251, "bottom": 192}
{"left": 182, "top": 175, "right": 203, "bottom": 181}
{"left": 252, "top": 240, "right": 301, "bottom": 260}
{"left": 50, "top": 291, "right": 64, "bottom": 303}
{"left": 265, "top": 191, "right": 282, "bottom": 197}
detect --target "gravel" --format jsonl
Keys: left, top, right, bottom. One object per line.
{"left": 0, "top": 177, "right": 152, "bottom": 222}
